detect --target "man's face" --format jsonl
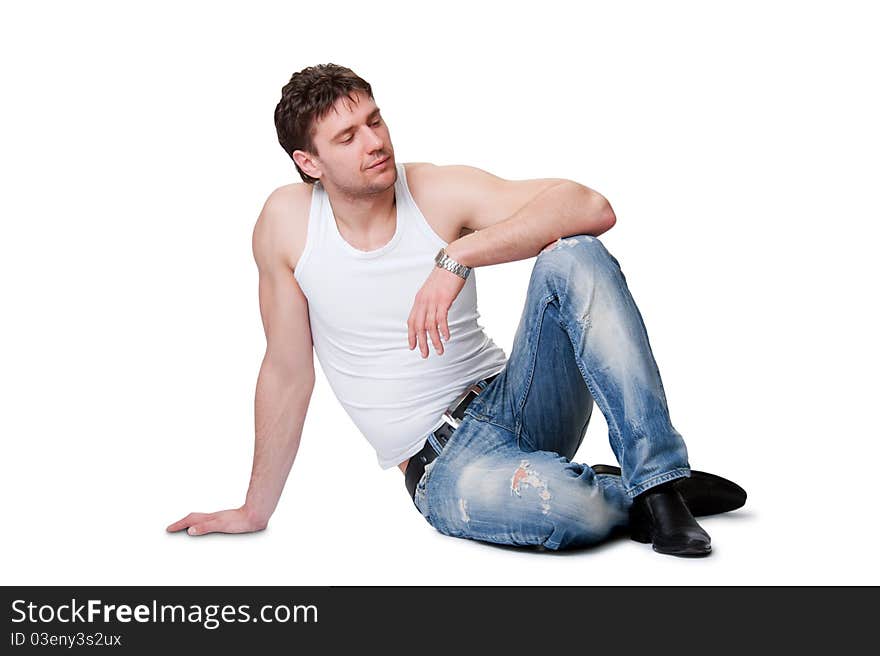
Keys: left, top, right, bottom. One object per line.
{"left": 305, "top": 90, "right": 396, "bottom": 194}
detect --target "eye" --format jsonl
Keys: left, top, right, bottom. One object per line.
{"left": 341, "top": 135, "right": 353, "bottom": 144}
{"left": 371, "top": 119, "right": 382, "bottom": 126}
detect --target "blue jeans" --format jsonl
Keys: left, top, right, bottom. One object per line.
{"left": 412, "top": 234, "right": 692, "bottom": 550}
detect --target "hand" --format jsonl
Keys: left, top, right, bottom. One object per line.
{"left": 407, "top": 266, "right": 467, "bottom": 358}
{"left": 166, "top": 506, "right": 268, "bottom": 537}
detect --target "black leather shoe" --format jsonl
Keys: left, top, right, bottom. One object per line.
{"left": 630, "top": 482, "right": 712, "bottom": 556}
{"left": 591, "top": 464, "right": 746, "bottom": 517}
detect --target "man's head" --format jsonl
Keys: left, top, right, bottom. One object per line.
{"left": 275, "top": 63, "right": 396, "bottom": 194}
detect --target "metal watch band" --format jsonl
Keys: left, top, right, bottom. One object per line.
{"left": 434, "top": 248, "right": 471, "bottom": 279}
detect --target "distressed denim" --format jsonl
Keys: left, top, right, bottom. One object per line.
{"left": 412, "top": 234, "right": 691, "bottom": 551}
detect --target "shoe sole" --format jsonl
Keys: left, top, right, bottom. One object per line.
{"left": 592, "top": 464, "right": 747, "bottom": 517}
{"left": 633, "top": 532, "right": 712, "bottom": 557}
{"left": 653, "top": 544, "right": 712, "bottom": 557}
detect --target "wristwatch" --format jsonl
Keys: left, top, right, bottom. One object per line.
{"left": 435, "top": 247, "right": 471, "bottom": 280}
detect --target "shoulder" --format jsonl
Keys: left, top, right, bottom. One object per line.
{"left": 403, "top": 161, "right": 504, "bottom": 212}
{"left": 403, "top": 162, "right": 499, "bottom": 192}
{"left": 252, "top": 182, "right": 315, "bottom": 272}
{"left": 402, "top": 162, "right": 479, "bottom": 241}
{"left": 402, "top": 161, "right": 464, "bottom": 198}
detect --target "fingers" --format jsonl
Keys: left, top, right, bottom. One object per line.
{"left": 437, "top": 307, "right": 450, "bottom": 342}
{"left": 408, "top": 302, "right": 430, "bottom": 358}
{"left": 412, "top": 311, "right": 446, "bottom": 358}
{"left": 417, "top": 321, "right": 429, "bottom": 358}
{"left": 187, "top": 514, "right": 266, "bottom": 536}
{"left": 426, "top": 308, "right": 443, "bottom": 356}
{"left": 167, "top": 512, "right": 248, "bottom": 536}
{"left": 186, "top": 518, "right": 224, "bottom": 536}
{"left": 408, "top": 314, "right": 427, "bottom": 356}
{"left": 407, "top": 304, "right": 427, "bottom": 355}
{"left": 407, "top": 298, "right": 451, "bottom": 359}
{"left": 166, "top": 512, "right": 213, "bottom": 533}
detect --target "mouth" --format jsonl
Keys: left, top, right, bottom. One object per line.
{"left": 367, "top": 156, "right": 390, "bottom": 170}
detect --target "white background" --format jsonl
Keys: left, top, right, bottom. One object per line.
{"left": 2, "top": 0, "right": 877, "bottom": 585}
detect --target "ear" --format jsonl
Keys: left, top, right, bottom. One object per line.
{"left": 292, "top": 149, "right": 321, "bottom": 180}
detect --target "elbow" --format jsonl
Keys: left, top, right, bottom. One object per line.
{"left": 569, "top": 183, "right": 616, "bottom": 236}
{"left": 587, "top": 190, "right": 617, "bottom": 236}
{"left": 293, "top": 367, "right": 316, "bottom": 395}
{"left": 600, "top": 204, "right": 616, "bottom": 234}
{"left": 262, "top": 353, "right": 316, "bottom": 394}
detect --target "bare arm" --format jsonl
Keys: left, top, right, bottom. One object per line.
{"left": 167, "top": 189, "right": 315, "bottom": 536}
{"left": 244, "top": 193, "right": 316, "bottom": 523}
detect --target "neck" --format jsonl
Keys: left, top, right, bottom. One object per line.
{"left": 325, "top": 181, "right": 397, "bottom": 235}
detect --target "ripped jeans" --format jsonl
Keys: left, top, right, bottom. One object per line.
{"left": 412, "top": 234, "right": 691, "bottom": 550}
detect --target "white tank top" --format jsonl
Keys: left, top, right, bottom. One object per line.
{"left": 293, "top": 162, "right": 508, "bottom": 469}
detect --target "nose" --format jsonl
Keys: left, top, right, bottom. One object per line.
{"left": 364, "top": 126, "right": 384, "bottom": 151}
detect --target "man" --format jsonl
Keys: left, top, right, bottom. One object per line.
{"left": 167, "top": 63, "right": 746, "bottom": 557}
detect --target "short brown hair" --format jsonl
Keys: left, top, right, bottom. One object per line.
{"left": 274, "top": 63, "right": 374, "bottom": 184}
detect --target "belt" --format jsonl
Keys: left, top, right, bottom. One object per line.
{"left": 404, "top": 372, "right": 499, "bottom": 501}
